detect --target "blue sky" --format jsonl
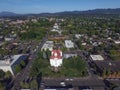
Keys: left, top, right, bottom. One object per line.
{"left": 0, "top": 0, "right": 120, "bottom": 14}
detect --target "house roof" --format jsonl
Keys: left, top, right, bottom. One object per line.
{"left": 0, "top": 54, "right": 27, "bottom": 66}
{"left": 41, "top": 41, "right": 54, "bottom": 51}
{"left": 50, "top": 50, "right": 62, "bottom": 59}
{"left": 65, "top": 40, "right": 74, "bottom": 48}
{"left": 114, "top": 40, "right": 120, "bottom": 44}
{"left": 90, "top": 55, "right": 104, "bottom": 61}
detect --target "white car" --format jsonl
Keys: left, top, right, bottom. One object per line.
{"left": 69, "top": 78, "right": 73, "bottom": 81}
{"left": 60, "top": 81, "right": 66, "bottom": 86}
{"left": 65, "top": 78, "right": 73, "bottom": 81}
{"left": 65, "top": 78, "right": 69, "bottom": 81}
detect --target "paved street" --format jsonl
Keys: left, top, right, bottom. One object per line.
{"left": 43, "top": 78, "right": 105, "bottom": 86}
{"left": 41, "top": 77, "right": 106, "bottom": 90}
{"left": 105, "top": 79, "right": 120, "bottom": 86}
{"left": 6, "top": 34, "right": 48, "bottom": 90}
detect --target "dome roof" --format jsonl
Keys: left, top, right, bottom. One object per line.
{"left": 50, "top": 50, "right": 62, "bottom": 59}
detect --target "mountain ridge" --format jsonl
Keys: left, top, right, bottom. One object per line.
{"left": 0, "top": 8, "right": 120, "bottom": 17}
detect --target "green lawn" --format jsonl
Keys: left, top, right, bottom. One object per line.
{"left": 30, "top": 51, "right": 88, "bottom": 78}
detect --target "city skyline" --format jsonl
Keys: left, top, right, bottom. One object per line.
{"left": 0, "top": 0, "right": 120, "bottom": 14}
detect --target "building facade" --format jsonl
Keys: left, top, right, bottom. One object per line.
{"left": 50, "top": 50, "right": 63, "bottom": 67}
{"left": 0, "top": 54, "right": 28, "bottom": 75}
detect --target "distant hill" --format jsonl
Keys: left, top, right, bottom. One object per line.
{"left": 0, "top": 11, "right": 20, "bottom": 17}
{"left": 0, "top": 8, "right": 120, "bottom": 17}
{"left": 55, "top": 8, "right": 120, "bottom": 15}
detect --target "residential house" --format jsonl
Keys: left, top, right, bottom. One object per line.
{"left": 41, "top": 41, "right": 54, "bottom": 51}
{"left": 65, "top": 40, "right": 74, "bottom": 48}
{"left": 90, "top": 55, "right": 104, "bottom": 61}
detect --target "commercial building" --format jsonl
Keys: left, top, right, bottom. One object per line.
{"left": 51, "top": 23, "right": 62, "bottom": 35}
{"left": 94, "top": 60, "right": 120, "bottom": 78}
{"left": 0, "top": 54, "right": 28, "bottom": 75}
{"left": 53, "top": 23, "right": 59, "bottom": 30}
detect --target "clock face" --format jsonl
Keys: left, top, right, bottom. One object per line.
{"left": 54, "top": 52, "right": 58, "bottom": 57}
{"left": 52, "top": 50, "right": 61, "bottom": 59}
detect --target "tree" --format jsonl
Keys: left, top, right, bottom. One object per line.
{"left": 0, "top": 69, "right": 5, "bottom": 79}
{"left": 46, "top": 49, "right": 51, "bottom": 60}
{"left": 5, "top": 71, "right": 12, "bottom": 79}
{"left": 102, "top": 69, "right": 107, "bottom": 77}
{"left": 30, "top": 80, "right": 38, "bottom": 89}
{"left": 0, "top": 48, "right": 9, "bottom": 56}
{"left": 12, "top": 49, "right": 18, "bottom": 55}
{"left": 14, "top": 65, "right": 22, "bottom": 73}
{"left": 0, "top": 83, "right": 5, "bottom": 90}
{"left": 62, "top": 56, "right": 88, "bottom": 77}
{"left": 20, "top": 82, "right": 30, "bottom": 89}
{"left": 20, "top": 60, "right": 26, "bottom": 68}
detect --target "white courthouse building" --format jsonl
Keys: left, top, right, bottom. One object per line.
{"left": 50, "top": 50, "right": 63, "bottom": 67}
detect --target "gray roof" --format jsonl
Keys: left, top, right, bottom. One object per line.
{"left": 0, "top": 54, "right": 27, "bottom": 66}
